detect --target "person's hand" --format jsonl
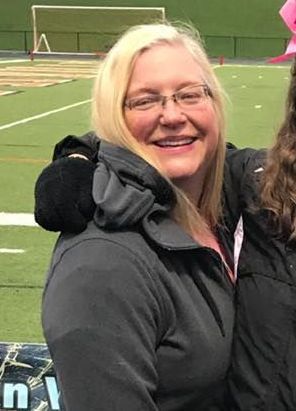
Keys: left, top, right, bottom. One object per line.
{"left": 34, "top": 157, "right": 96, "bottom": 233}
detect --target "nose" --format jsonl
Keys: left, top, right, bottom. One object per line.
{"left": 159, "top": 99, "right": 186, "bottom": 127}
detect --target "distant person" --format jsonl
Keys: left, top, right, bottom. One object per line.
{"left": 40, "top": 22, "right": 235, "bottom": 411}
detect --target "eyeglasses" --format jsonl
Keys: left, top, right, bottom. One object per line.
{"left": 124, "top": 83, "right": 212, "bottom": 111}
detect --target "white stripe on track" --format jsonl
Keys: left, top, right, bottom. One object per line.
{"left": 0, "top": 99, "right": 91, "bottom": 131}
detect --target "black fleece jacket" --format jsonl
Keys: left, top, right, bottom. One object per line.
{"left": 224, "top": 148, "right": 296, "bottom": 411}
{"left": 44, "top": 134, "right": 296, "bottom": 410}
{"left": 42, "top": 142, "right": 234, "bottom": 411}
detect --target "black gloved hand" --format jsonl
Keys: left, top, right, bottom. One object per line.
{"left": 34, "top": 157, "right": 96, "bottom": 233}
{"left": 226, "top": 141, "right": 237, "bottom": 150}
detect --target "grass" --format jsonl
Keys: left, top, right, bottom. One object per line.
{"left": 0, "top": 57, "right": 291, "bottom": 342}
{"left": 0, "top": 288, "right": 44, "bottom": 342}
{"left": 0, "top": 227, "right": 57, "bottom": 342}
{"left": 216, "top": 63, "right": 289, "bottom": 147}
{"left": 0, "top": 227, "right": 57, "bottom": 286}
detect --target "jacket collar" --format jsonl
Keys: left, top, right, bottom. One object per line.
{"left": 93, "top": 142, "right": 201, "bottom": 250}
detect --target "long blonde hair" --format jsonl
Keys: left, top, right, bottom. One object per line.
{"left": 91, "top": 22, "right": 227, "bottom": 236}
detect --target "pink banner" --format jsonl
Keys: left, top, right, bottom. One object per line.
{"left": 280, "top": 0, "right": 296, "bottom": 33}
{"left": 269, "top": 34, "right": 296, "bottom": 62}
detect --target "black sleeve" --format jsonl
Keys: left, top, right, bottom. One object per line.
{"left": 223, "top": 147, "right": 257, "bottom": 234}
{"left": 52, "top": 131, "right": 100, "bottom": 162}
{"left": 43, "top": 239, "right": 162, "bottom": 411}
{"left": 225, "top": 149, "right": 274, "bottom": 411}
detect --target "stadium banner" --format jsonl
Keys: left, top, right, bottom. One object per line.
{"left": 0, "top": 342, "right": 59, "bottom": 410}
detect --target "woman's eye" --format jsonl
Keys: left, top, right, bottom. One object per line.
{"left": 133, "top": 96, "right": 157, "bottom": 108}
{"left": 180, "top": 92, "right": 201, "bottom": 101}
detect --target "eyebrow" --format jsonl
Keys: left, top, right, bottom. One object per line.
{"left": 127, "top": 82, "right": 204, "bottom": 98}
{"left": 126, "top": 88, "right": 159, "bottom": 98}
{"left": 176, "top": 81, "right": 205, "bottom": 90}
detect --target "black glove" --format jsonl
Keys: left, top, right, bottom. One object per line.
{"left": 52, "top": 132, "right": 100, "bottom": 161}
{"left": 226, "top": 141, "right": 237, "bottom": 150}
{"left": 34, "top": 157, "right": 96, "bottom": 233}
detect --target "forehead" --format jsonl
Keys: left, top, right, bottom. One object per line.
{"left": 128, "top": 43, "right": 204, "bottom": 92}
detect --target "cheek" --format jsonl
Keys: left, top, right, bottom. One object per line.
{"left": 124, "top": 111, "right": 156, "bottom": 142}
{"left": 196, "top": 105, "right": 220, "bottom": 142}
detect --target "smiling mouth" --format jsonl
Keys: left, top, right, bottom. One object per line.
{"left": 154, "top": 137, "right": 197, "bottom": 148}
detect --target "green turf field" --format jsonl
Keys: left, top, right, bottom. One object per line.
{"left": 0, "top": 57, "right": 291, "bottom": 342}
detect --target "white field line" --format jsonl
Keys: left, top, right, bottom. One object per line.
{"left": 0, "top": 59, "right": 32, "bottom": 64}
{"left": 213, "top": 63, "right": 289, "bottom": 69}
{"left": 0, "top": 212, "right": 38, "bottom": 227}
{"left": 0, "top": 248, "right": 25, "bottom": 254}
{"left": 0, "top": 99, "right": 91, "bottom": 131}
{"left": 0, "top": 213, "right": 38, "bottom": 254}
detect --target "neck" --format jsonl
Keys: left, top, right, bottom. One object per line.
{"left": 172, "top": 175, "right": 205, "bottom": 205}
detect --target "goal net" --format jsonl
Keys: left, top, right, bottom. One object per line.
{"left": 31, "top": 5, "right": 166, "bottom": 56}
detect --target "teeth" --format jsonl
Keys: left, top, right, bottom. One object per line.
{"left": 156, "top": 138, "right": 195, "bottom": 147}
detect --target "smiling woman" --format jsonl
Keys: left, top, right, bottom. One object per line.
{"left": 41, "top": 22, "right": 234, "bottom": 411}
{"left": 123, "top": 43, "right": 218, "bottom": 189}
{"left": 91, "top": 23, "right": 227, "bottom": 237}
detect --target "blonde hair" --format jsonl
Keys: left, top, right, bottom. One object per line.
{"left": 91, "top": 22, "right": 227, "bottom": 236}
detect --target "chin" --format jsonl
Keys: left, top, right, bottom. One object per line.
{"left": 165, "top": 161, "right": 208, "bottom": 194}
{"left": 167, "top": 169, "right": 200, "bottom": 183}
{"left": 164, "top": 163, "right": 201, "bottom": 181}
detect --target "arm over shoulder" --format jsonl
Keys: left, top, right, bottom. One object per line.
{"left": 43, "top": 237, "right": 162, "bottom": 411}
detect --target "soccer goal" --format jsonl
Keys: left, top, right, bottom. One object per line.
{"left": 31, "top": 5, "right": 166, "bottom": 56}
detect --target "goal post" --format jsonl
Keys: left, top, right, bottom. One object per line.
{"left": 31, "top": 5, "right": 166, "bottom": 55}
